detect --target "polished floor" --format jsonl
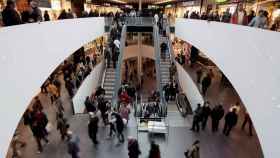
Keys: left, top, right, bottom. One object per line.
{"left": 11, "top": 63, "right": 264, "bottom": 158}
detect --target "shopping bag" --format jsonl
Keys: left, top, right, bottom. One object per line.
{"left": 45, "top": 122, "right": 53, "bottom": 133}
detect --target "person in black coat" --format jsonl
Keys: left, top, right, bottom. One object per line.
{"left": 112, "top": 112, "right": 125, "bottom": 143}
{"left": 223, "top": 108, "right": 238, "bottom": 136}
{"left": 201, "top": 73, "right": 212, "bottom": 96}
{"left": 201, "top": 102, "right": 212, "bottom": 130}
{"left": 88, "top": 114, "right": 99, "bottom": 144}
{"left": 191, "top": 104, "right": 203, "bottom": 132}
{"left": 190, "top": 46, "right": 199, "bottom": 67}
{"left": 44, "top": 10, "right": 50, "bottom": 21}
{"left": 128, "top": 138, "right": 141, "bottom": 158}
{"left": 211, "top": 105, "right": 224, "bottom": 132}
{"left": 2, "top": 0, "right": 22, "bottom": 26}
{"left": 84, "top": 96, "right": 96, "bottom": 113}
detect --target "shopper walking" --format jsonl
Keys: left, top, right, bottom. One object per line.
{"left": 184, "top": 140, "right": 200, "bottom": 158}
{"left": 31, "top": 120, "right": 49, "bottom": 153}
{"left": 67, "top": 132, "right": 80, "bottom": 158}
{"left": 112, "top": 112, "right": 125, "bottom": 143}
{"left": 201, "top": 102, "right": 212, "bottom": 130}
{"left": 201, "top": 73, "right": 212, "bottom": 96}
{"left": 57, "top": 113, "right": 69, "bottom": 141}
{"left": 128, "top": 137, "right": 141, "bottom": 158}
{"left": 210, "top": 105, "right": 224, "bottom": 132}
{"left": 148, "top": 141, "right": 161, "bottom": 158}
{"left": 223, "top": 108, "right": 238, "bottom": 136}
{"left": 190, "top": 104, "right": 202, "bottom": 132}
{"left": 88, "top": 112, "right": 99, "bottom": 144}
{"left": 107, "top": 106, "right": 116, "bottom": 138}
{"left": 241, "top": 111, "right": 253, "bottom": 136}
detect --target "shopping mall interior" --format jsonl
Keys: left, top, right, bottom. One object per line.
{"left": 1, "top": 0, "right": 280, "bottom": 158}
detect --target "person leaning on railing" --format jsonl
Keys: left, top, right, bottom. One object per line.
{"left": 1, "top": 0, "right": 22, "bottom": 26}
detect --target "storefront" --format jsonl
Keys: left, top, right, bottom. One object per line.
{"left": 84, "top": 3, "right": 122, "bottom": 14}
{"left": 164, "top": 1, "right": 201, "bottom": 18}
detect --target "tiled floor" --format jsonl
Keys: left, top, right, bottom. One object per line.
{"left": 10, "top": 62, "right": 264, "bottom": 158}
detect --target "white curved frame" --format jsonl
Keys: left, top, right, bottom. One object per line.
{"left": 0, "top": 17, "right": 104, "bottom": 157}
{"left": 176, "top": 18, "right": 280, "bottom": 158}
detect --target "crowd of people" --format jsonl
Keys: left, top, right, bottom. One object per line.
{"left": 182, "top": 4, "right": 280, "bottom": 31}
{"left": 8, "top": 35, "right": 102, "bottom": 157}
{"left": 190, "top": 101, "right": 253, "bottom": 137}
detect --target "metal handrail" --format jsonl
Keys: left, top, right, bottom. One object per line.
{"left": 153, "top": 24, "right": 167, "bottom": 117}
{"left": 113, "top": 25, "right": 127, "bottom": 107}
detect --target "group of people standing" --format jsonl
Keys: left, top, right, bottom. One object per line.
{"left": 183, "top": 3, "right": 279, "bottom": 31}
{"left": 191, "top": 102, "right": 253, "bottom": 137}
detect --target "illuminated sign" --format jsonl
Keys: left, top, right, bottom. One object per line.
{"left": 216, "top": 0, "right": 227, "bottom": 3}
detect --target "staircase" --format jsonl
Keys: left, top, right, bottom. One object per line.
{"left": 103, "top": 68, "right": 116, "bottom": 101}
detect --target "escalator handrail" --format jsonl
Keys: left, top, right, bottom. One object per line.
{"left": 113, "top": 25, "right": 127, "bottom": 106}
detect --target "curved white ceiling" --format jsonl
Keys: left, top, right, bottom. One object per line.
{"left": 0, "top": 18, "right": 104, "bottom": 157}
{"left": 175, "top": 18, "right": 280, "bottom": 158}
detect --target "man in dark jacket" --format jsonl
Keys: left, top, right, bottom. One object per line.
{"left": 190, "top": 104, "right": 203, "bottom": 132}
{"left": 190, "top": 46, "right": 199, "bottom": 67}
{"left": 223, "top": 108, "right": 238, "bottom": 136}
{"left": 112, "top": 112, "right": 125, "bottom": 143}
{"left": 211, "top": 105, "right": 224, "bottom": 132}
{"left": 88, "top": 114, "right": 99, "bottom": 144}
{"left": 201, "top": 73, "right": 212, "bottom": 96}
{"left": 201, "top": 102, "right": 212, "bottom": 130}
{"left": 2, "top": 0, "right": 22, "bottom": 26}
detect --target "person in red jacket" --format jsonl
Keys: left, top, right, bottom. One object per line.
{"left": 231, "top": 4, "right": 248, "bottom": 25}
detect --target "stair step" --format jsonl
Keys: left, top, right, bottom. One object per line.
{"left": 105, "top": 75, "right": 116, "bottom": 79}
{"left": 103, "top": 86, "right": 114, "bottom": 90}
{"left": 104, "top": 82, "right": 115, "bottom": 86}
{"left": 105, "top": 78, "right": 115, "bottom": 82}
{"left": 106, "top": 91, "right": 114, "bottom": 94}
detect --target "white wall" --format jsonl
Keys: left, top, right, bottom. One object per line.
{"left": 73, "top": 61, "right": 104, "bottom": 114}
{"left": 176, "top": 62, "right": 204, "bottom": 110}
{"left": 123, "top": 44, "right": 155, "bottom": 60}
{"left": 0, "top": 18, "right": 104, "bottom": 157}
{"left": 176, "top": 18, "right": 280, "bottom": 158}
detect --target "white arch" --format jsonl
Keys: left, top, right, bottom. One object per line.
{"left": 0, "top": 18, "right": 104, "bottom": 157}
{"left": 176, "top": 18, "right": 280, "bottom": 158}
